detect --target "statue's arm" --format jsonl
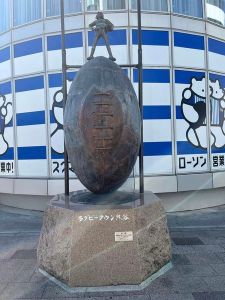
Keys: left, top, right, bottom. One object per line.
{"left": 89, "top": 20, "right": 96, "bottom": 29}
{"left": 105, "top": 19, "right": 114, "bottom": 31}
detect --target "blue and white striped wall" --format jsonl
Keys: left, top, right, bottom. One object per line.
{"left": 1, "top": 24, "right": 225, "bottom": 181}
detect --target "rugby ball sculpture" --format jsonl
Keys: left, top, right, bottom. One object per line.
{"left": 64, "top": 56, "right": 141, "bottom": 194}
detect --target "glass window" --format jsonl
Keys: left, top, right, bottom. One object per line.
{"left": 46, "top": 0, "right": 82, "bottom": 17}
{"left": 13, "top": 0, "right": 42, "bottom": 26}
{"left": 0, "top": 0, "right": 9, "bottom": 33}
{"left": 172, "top": 0, "right": 203, "bottom": 18}
{"left": 87, "top": 0, "right": 126, "bottom": 11}
{"left": 131, "top": 0, "right": 168, "bottom": 12}
{"left": 207, "top": 0, "right": 225, "bottom": 25}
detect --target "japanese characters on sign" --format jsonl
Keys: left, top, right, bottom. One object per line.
{"left": 78, "top": 214, "right": 130, "bottom": 222}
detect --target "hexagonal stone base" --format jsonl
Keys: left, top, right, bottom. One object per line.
{"left": 37, "top": 191, "right": 172, "bottom": 288}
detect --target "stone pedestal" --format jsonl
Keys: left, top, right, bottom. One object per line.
{"left": 37, "top": 191, "right": 172, "bottom": 288}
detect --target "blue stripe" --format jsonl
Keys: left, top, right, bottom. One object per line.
{"left": 15, "top": 76, "right": 44, "bottom": 92}
{"left": 132, "top": 30, "right": 169, "bottom": 46}
{"left": 48, "top": 72, "right": 76, "bottom": 88}
{"left": 177, "top": 141, "right": 207, "bottom": 155}
{"left": 209, "top": 73, "right": 225, "bottom": 88}
{"left": 175, "top": 70, "right": 205, "bottom": 84}
{"left": 18, "top": 146, "right": 47, "bottom": 160}
{"left": 144, "top": 142, "right": 172, "bottom": 156}
{"left": 212, "top": 148, "right": 225, "bottom": 154}
{"left": 7, "top": 120, "right": 13, "bottom": 127}
{"left": 0, "top": 82, "right": 11, "bottom": 95}
{"left": 0, "top": 148, "right": 14, "bottom": 160}
{"left": 208, "top": 38, "right": 225, "bottom": 56}
{"left": 47, "top": 32, "right": 83, "bottom": 51}
{"left": 51, "top": 151, "right": 64, "bottom": 159}
{"left": 134, "top": 69, "right": 170, "bottom": 83}
{"left": 144, "top": 106, "right": 171, "bottom": 119}
{"left": 0, "top": 47, "right": 10, "bottom": 63}
{"left": 16, "top": 111, "right": 45, "bottom": 126}
{"left": 50, "top": 110, "right": 55, "bottom": 123}
{"left": 176, "top": 106, "right": 183, "bottom": 119}
{"left": 174, "top": 32, "right": 204, "bottom": 50}
{"left": 88, "top": 29, "right": 127, "bottom": 46}
{"left": 14, "top": 38, "right": 42, "bottom": 58}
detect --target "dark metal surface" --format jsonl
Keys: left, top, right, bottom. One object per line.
{"left": 64, "top": 56, "right": 141, "bottom": 194}
{"left": 60, "top": 0, "right": 69, "bottom": 195}
{"left": 87, "top": 12, "right": 116, "bottom": 61}
{"left": 137, "top": 0, "right": 144, "bottom": 195}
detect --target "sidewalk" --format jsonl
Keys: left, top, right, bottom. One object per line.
{"left": 1, "top": 204, "right": 225, "bottom": 300}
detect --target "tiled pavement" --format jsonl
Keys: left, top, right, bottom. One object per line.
{"left": 1, "top": 205, "right": 225, "bottom": 299}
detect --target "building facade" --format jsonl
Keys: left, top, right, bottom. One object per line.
{"left": 1, "top": 0, "right": 225, "bottom": 210}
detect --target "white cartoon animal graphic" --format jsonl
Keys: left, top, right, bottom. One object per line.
{"left": 181, "top": 77, "right": 207, "bottom": 149}
{"left": 181, "top": 77, "right": 225, "bottom": 149}
{"left": 209, "top": 79, "right": 225, "bottom": 148}
{"left": 0, "top": 94, "right": 12, "bottom": 155}
{"left": 51, "top": 80, "right": 72, "bottom": 154}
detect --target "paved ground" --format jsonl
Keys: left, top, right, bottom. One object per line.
{"left": 1, "top": 204, "right": 225, "bottom": 299}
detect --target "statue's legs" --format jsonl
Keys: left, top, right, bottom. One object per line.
{"left": 87, "top": 35, "right": 99, "bottom": 60}
{"left": 102, "top": 32, "right": 116, "bottom": 61}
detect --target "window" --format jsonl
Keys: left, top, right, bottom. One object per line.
{"left": 0, "top": 0, "right": 9, "bottom": 33}
{"left": 131, "top": 0, "right": 168, "bottom": 12}
{"left": 46, "top": 0, "right": 82, "bottom": 17}
{"left": 207, "top": 0, "right": 225, "bottom": 25}
{"left": 13, "top": 0, "right": 42, "bottom": 26}
{"left": 87, "top": 0, "right": 126, "bottom": 11}
{"left": 172, "top": 0, "right": 203, "bottom": 18}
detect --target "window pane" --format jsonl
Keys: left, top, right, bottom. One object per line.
{"left": 13, "top": 0, "right": 42, "bottom": 26}
{"left": 87, "top": 0, "right": 126, "bottom": 10}
{"left": 103, "top": 0, "right": 126, "bottom": 10}
{"left": 46, "top": 0, "right": 82, "bottom": 17}
{"left": 131, "top": 0, "right": 168, "bottom": 12}
{"left": 0, "top": 0, "right": 9, "bottom": 33}
{"left": 207, "top": 0, "right": 225, "bottom": 25}
{"left": 173, "top": 0, "right": 203, "bottom": 18}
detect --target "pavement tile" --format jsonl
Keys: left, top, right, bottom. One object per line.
{"left": 11, "top": 249, "right": 37, "bottom": 259}
{"left": 192, "top": 291, "right": 225, "bottom": 300}
{"left": 191, "top": 245, "right": 225, "bottom": 253}
{"left": 210, "top": 263, "right": 225, "bottom": 275}
{"left": 174, "top": 264, "right": 217, "bottom": 276}
{"left": 83, "top": 296, "right": 150, "bottom": 300}
{"left": 29, "top": 270, "right": 50, "bottom": 284}
{"left": 185, "top": 252, "right": 225, "bottom": 265}
{"left": 202, "top": 276, "right": 225, "bottom": 291}
{"left": 150, "top": 292, "right": 195, "bottom": 300}
{"left": 172, "top": 237, "right": 204, "bottom": 245}
{"left": 0, "top": 282, "right": 46, "bottom": 299}
{"left": 41, "top": 283, "right": 85, "bottom": 299}
{"left": 172, "top": 254, "right": 191, "bottom": 265}
{"left": 172, "top": 246, "right": 196, "bottom": 254}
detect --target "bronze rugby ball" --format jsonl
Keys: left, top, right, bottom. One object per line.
{"left": 64, "top": 56, "right": 140, "bottom": 194}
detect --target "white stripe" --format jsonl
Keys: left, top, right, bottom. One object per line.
{"left": 16, "top": 89, "right": 45, "bottom": 113}
{"left": 175, "top": 84, "right": 190, "bottom": 106}
{"left": 88, "top": 45, "right": 128, "bottom": 65}
{"left": 132, "top": 45, "right": 170, "bottom": 65}
{"left": 208, "top": 52, "right": 225, "bottom": 73}
{"left": 174, "top": 48, "right": 205, "bottom": 69}
{"left": 0, "top": 61, "right": 11, "bottom": 80}
{"left": 18, "top": 159, "right": 48, "bottom": 176}
{"left": 143, "top": 119, "right": 172, "bottom": 142}
{"left": 135, "top": 156, "right": 173, "bottom": 175}
{"left": 133, "top": 83, "right": 171, "bottom": 106}
{"left": 17, "top": 125, "right": 47, "bottom": 147}
{"left": 47, "top": 48, "right": 84, "bottom": 70}
{"left": 14, "top": 53, "right": 44, "bottom": 76}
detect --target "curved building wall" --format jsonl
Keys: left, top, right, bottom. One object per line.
{"left": 1, "top": 2, "right": 225, "bottom": 202}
